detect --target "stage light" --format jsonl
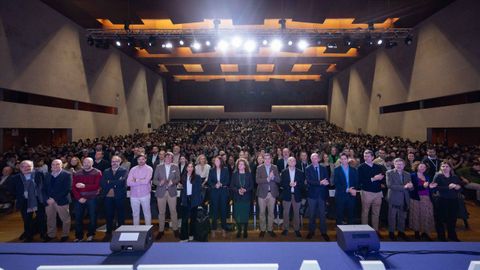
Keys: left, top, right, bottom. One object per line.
{"left": 288, "top": 40, "right": 293, "bottom": 46}
{"left": 243, "top": 40, "right": 257, "bottom": 52}
{"left": 344, "top": 37, "right": 352, "bottom": 47}
{"left": 165, "top": 42, "right": 173, "bottom": 49}
{"left": 405, "top": 35, "right": 413, "bottom": 45}
{"left": 191, "top": 41, "right": 201, "bottom": 51}
{"left": 376, "top": 38, "right": 383, "bottom": 45}
{"left": 327, "top": 42, "right": 337, "bottom": 49}
{"left": 297, "top": 40, "right": 308, "bottom": 50}
{"left": 385, "top": 40, "right": 398, "bottom": 49}
{"left": 148, "top": 36, "right": 156, "bottom": 47}
{"left": 216, "top": 40, "right": 229, "bottom": 52}
{"left": 127, "top": 36, "right": 135, "bottom": 47}
{"left": 231, "top": 36, "right": 243, "bottom": 49}
{"left": 115, "top": 40, "right": 122, "bottom": 47}
{"left": 87, "top": 36, "right": 94, "bottom": 46}
{"left": 205, "top": 40, "right": 211, "bottom": 46}
{"left": 179, "top": 40, "right": 185, "bottom": 46}
{"left": 262, "top": 39, "right": 268, "bottom": 45}
{"left": 365, "top": 35, "right": 374, "bottom": 46}
{"left": 161, "top": 43, "right": 166, "bottom": 48}
{"left": 270, "top": 39, "right": 283, "bottom": 52}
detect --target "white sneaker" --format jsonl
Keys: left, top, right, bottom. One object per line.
{"left": 73, "top": 238, "right": 82, "bottom": 242}
{"left": 179, "top": 239, "right": 189, "bottom": 243}
{"left": 188, "top": 236, "right": 194, "bottom": 241}
{"left": 86, "top": 236, "right": 94, "bottom": 242}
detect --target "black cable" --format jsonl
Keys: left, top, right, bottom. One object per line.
{"left": 379, "top": 250, "right": 480, "bottom": 260}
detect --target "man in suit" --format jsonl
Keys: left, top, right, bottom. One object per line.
{"left": 296, "top": 151, "right": 310, "bottom": 173}
{"left": 305, "top": 153, "right": 330, "bottom": 241}
{"left": 281, "top": 157, "right": 305, "bottom": 237}
{"left": 276, "top": 148, "right": 290, "bottom": 173}
{"left": 147, "top": 146, "right": 161, "bottom": 169}
{"left": 10, "top": 160, "right": 46, "bottom": 242}
{"left": 334, "top": 153, "right": 359, "bottom": 225}
{"left": 256, "top": 153, "right": 280, "bottom": 237}
{"left": 386, "top": 158, "right": 413, "bottom": 241}
{"left": 100, "top": 155, "right": 128, "bottom": 241}
{"left": 422, "top": 147, "right": 440, "bottom": 180}
{"left": 44, "top": 159, "right": 72, "bottom": 242}
{"left": 153, "top": 151, "right": 180, "bottom": 239}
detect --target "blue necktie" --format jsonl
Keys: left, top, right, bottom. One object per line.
{"left": 315, "top": 166, "right": 320, "bottom": 180}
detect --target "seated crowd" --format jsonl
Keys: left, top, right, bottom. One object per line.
{"left": 0, "top": 120, "right": 479, "bottom": 243}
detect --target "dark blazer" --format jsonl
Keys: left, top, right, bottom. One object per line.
{"left": 255, "top": 164, "right": 281, "bottom": 198}
{"left": 44, "top": 170, "right": 72, "bottom": 206}
{"left": 305, "top": 164, "right": 329, "bottom": 200}
{"left": 9, "top": 171, "right": 45, "bottom": 210}
{"left": 180, "top": 174, "right": 203, "bottom": 208}
{"left": 276, "top": 158, "right": 288, "bottom": 173}
{"left": 230, "top": 172, "right": 254, "bottom": 202}
{"left": 409, "top": 173, "right": 431, "bottom": 201}
{"left": 296, "top": 161, "right": 310, "bottom": 173}
{"left": 422, "top": 157, "right": 441, "bottom": 180}
{"left": 333, "top": 165, "right": 359, "bottom": 198}
{"left": 147, "top": 154, "right": 161, "bottom": 170}
{"left": 280, "top": 168, "right": 305, "bottom": 202}
{"left": 100, "top": 167, "right": 128, "bottom": 199}
{"left": 207, "top": 167, "right": 230, "bottom": 190}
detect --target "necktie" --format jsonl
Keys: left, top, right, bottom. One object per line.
{"left": 345, "top": 168, "right": 349, "bottom": 192}
{"left": 315, "top": 166, "right": 319, "bottom": 180}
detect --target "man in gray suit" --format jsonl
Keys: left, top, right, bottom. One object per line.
{"left": 386, "top": 158, "right": 413, "bottom": 241}
{"left": 256, "top": 153, "right": 280, "bottom": 237}
{"left": 153, "top": 152, "right": 180, "bottom": 239}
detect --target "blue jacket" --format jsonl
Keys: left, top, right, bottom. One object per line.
{"left": 280, "top": 168, "right": 305, "bottom": 202}
{"left": 180, "top": 174, "right": 203, "bottom": 208}
{"left": 44, "top": 170, "right": 72, "bottom": 206}
{"left": 305, "top": 164, "right": 330, "bottom": 200}
{"left": 333, "top": 165, "right": 359, "bottom": 198}
{"left": 9, "top": 171, "right": 45, "bottom": 210}
{"left": 207, "top": 167, "right": 230, "bottom": 193}
{"left": 100, "top": 167, "right": 128, "bottom": 199}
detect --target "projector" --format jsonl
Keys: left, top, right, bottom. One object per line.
{"left": 336, "top": 225, "right": 380, "bottom": 253}
{"left": 110, "top": 225, "right": 154, "bottom": 252}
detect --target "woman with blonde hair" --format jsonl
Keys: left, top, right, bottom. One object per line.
{"left": 65, "top": 157, "right": 82, "bottom": 173}
{"left": 195, "top": 154, "right": 211, "bottom": 186}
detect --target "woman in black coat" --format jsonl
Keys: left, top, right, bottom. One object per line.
{"left": 180, "top": 162, "right": 203, "bottom": 241}
{"left": 230, "top": 158, "right": 253, "bottom": 239}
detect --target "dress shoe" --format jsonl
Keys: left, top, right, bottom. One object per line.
{"left": 414, "top": 231, "right": 421, "bottom": 241}
{"left": 156, "top": 231, "right": 164, "bottom": 240}
{"left": 243, "top": 231, "right": 248, "bottom": 239}
{"left": 60, "top": 236, "right": 69, "bottom": 242}
{"left": 281, "top": 230, "right": 288, "bottom": 236}
{"left": 448, "top": 237, "right": 461, "bottom": 242}
{"left": 389, "top": 232, "right": 397, "bottom": 241}
{"left": 421, "top": 233, "right": 432, "bottom": 241}
{"left": 268, "top": 231, "right": 276, "bottom": 237}
{"left": 102, "top": 233, "right": 112, "bottom": 242}
{"left": 259, "top": 231, "right": 266, "bottom": 238}
{"left": 295, "top": 231, "right": 302, "bottom": 238}
{"left": 306, "top": 232, "right": 314, "bottom": 239}
{"left": 173, "top": 230, "right": 180, "bottom": 238}
{"left": 398, "top": 232, "right": 409, "bottom": 241}
{"left": 321, "top": 233, "right": 330, "bottom": 242}
{"left": 43, "top": 236, "right": 55, "bottom": 242}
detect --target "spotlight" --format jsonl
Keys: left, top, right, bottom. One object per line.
{"left": 243, "top": 40, "right": 257, "bottom": 52}
{"left": 297, "top": 40, "right": 309, "bottom": 50}
{"left": 278, "top": 18, "right": 286, "bottom": 30}
{"left": 115, "top": 40, "right": 122, "bottom": 47}
{"left": 205, "top": 40, "right": 211, "bottom": 47}
{"left": 127, "top": 36, "right": 135, "bottom": 47}
{"left": 87, "top": 36, "right": 94, "bottom": 46}
{"left": 385, "top": 40, "right": 398, "bottom": 49}
{"left": 165, "top": 42, "right": 173, "bottom": 49}
{"left": 179, "top": 39, "right": 185, "bottom": 46}
{"left": 376, "top": 38, "right": 383, "bottom": 45}
{"left": 148, "top": 36, "right": 156, "bottom": 47}
{"left": 365, "top": 35, "right": 374, "bottom": 46}
{"left": 288, "top": 40, "right": 293, "bottom": 46}
{"left": 231, "top": 36, "right": 243, "bottom": 49}
{"left": 191, "top": 41, "right": 201, "bottom": 51}
{"left": 262, "top": 39, "right": 268, "bottom": 45}
{"left": 161, "top": 44, "right": 166, "bottom": 48}
{"left": 327, "top": 42, "right": 337, "bottom": 49}
{"left": 343, "top": 37, "right": 352, "bottom": 47}
{"left": 270, "top": 39, "right": 283, "bottom": 52}
{"left": 404, "top": 35, "right": 413, "bottom": 45}
{"left": 216, "top": 40, "right": 229, "bottom": 52}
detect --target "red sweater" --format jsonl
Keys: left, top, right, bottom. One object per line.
{"left": 72, "top": 168, "right": 102, "bottom": 200}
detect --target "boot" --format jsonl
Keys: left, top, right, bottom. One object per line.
{"left": 414, "top": 231, "right": 420, "bottom": 241}
{"left": 243, "top": 224, "right": 248, "bottom": 239}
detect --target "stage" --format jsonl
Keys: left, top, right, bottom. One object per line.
{"left": 0, "top": 242, "right": 479, "bottom": 270}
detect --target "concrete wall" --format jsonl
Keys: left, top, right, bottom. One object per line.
{"left": 328, "top": 0, "right": 480, "bottom": 141}
{"left": 0, "top": 0, "right": 167, "bottom": 141}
